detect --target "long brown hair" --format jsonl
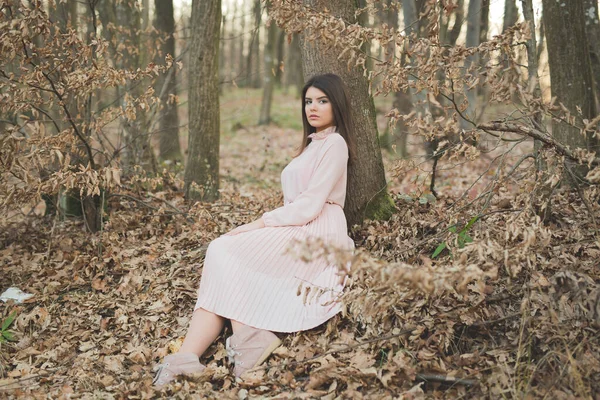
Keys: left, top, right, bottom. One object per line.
{"left": 297, "top": 73, "right": 357, "bottom": 163}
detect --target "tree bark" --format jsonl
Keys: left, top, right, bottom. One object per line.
{"left": 480, "top": 0, "right": 489, "bottom": 43}
{"left": 379, "top": 0, "right": 408, "bottom": 156}
{"left": 185, "top": 0, "right": 221, "bottom": 201}
{"left": 228, "top": 1, "right": 238, "bottom": 82}
{"left": 246, "top": 0, "right": 262, "bottom": 88}
{"left": 237, "top": 0, "right": 246, "bottom": 85}
{"left": 284, "top": 34, "right": 304, "bottom": 95}
{"left": 275, "top": 29, "right": 285, "bottom": 85}
{"left": 584, "top": 0, "right": 600, "bottom": 99}
{"left": 460, "top": 0, "right": 481, "bottom": 131}
{"left": 300, "top": 0, "right": 394, "bottom": 227}
{"left": 542, "top": 0, "right": 598, "bottom": 179}
{"left": 154, "top": 0, "right": 182, "bottom": 161}
{"left": 259, "top": 2, "right": 280, "bottom": 125}
{"left": 219, "top": 14, "right": 227, "bottom": 91}
{"left": 402, "top": 0, "right": 431, "bottom": 126}
{"left": 56, "top": 0, "right": 77, "bottom": 31}
{"left": 448, "top": 0, "right": 464, "bottom": 46}
{"left": 503, "top": 0, "right": 519, "bottom": 32}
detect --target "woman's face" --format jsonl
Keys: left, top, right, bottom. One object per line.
{"left": 305, "top": 86, "right": 334, "bottom": 132}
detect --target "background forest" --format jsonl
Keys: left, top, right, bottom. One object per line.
{"left": 1, "top": 0, "right": 600, "bottom": 398}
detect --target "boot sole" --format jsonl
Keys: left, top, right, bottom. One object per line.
{"left": 254, "top": 337, "right": 282, "bottom": 368}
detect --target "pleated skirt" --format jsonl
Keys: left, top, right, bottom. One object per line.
{"left": 194, "top": 203, "right": 354, "bottom": 333}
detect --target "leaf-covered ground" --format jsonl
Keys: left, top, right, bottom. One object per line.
{"left": 1, "top": 90, "right": 599, "bottom": 399}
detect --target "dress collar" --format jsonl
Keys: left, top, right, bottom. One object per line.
{"left": 308, "top": 125, "right": 338, "bottom": 141}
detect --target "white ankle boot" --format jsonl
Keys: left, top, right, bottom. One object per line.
{"left": 153, "top": 352, "right": 206, "bottom": 387}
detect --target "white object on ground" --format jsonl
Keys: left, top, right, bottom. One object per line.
{"left": 0, "top": 287, "right": 34, "bottom": 303}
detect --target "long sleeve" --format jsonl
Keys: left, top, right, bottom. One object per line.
{"left": 262, "top": 135, "right": 348, "bottom": 227}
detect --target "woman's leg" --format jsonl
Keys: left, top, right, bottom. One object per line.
{"left": 179, "top": 308, "right": 225, "bottom": 356}
{"left": 227, "top": 319, "right": 281, "bottom": 377}
{"left": 230, "top": 319, "right": 245, "bottom": 334}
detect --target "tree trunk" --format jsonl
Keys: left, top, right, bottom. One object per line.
{"left": 478, "top": 0, "right": 489, "bottom": 95}
{"left": 402, "top": 0, "right": 430, "bottom": 121}
{"left": 154, "top": 0, "right": 182, "bottom": 162}
{"left": 480, "top": 0, "right": 489, "bottom": 43}
{"left": 503, "top": 0, "right": 519, "bottom": 32}
{"left": 185, "top": 0, "right": 221, "bottom": 201}
{"left": 246, "top": 0, "right": 262, "bottom": 88}
{"left": 356, "top": 0, "right": 373, "bottom": 72}
{"left": 380, "top": 0, "right": 409, "bottom": 157}
{"left": 70, "top": 0, "right": 77, "bottom": 29}
{"left": 219, "top": 14, "right": 227, "bottom": 91}
{"left": 448, "top": 0, "right": 464, "bottom": 45}
{"left": 460, "top": 0, "right": 481, "bottom": 131}
{"left": 228, "top": 1, "right": 238, "bottom": 82}
{"left": 300, "top": 0, "right": 394, "bottom": 227}
{"left": 284, "top": 34, "right": 304, "bottom": 95}
{"left": 584, "top": 0, "right": 600, "bottom": 99}
{"left": 259, "top": 3, "right": 280, "bottom": 125}
{"left": 542, "top": 0, "right": 598, "bottom": 179}
{"left": 237, "top": 0, "right": 246, "bottom": 85}
{"left": 274, "top": 29, "right": 285, "bottom": 85}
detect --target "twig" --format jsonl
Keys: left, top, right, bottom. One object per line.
{"left": 261, "top": 327, "right": 416, "bottom": 372}
{"left": 565, "top": 164, "right": 600, "bottom": 240}
{"left": 107, "top": 193, "right": 161, "bottom": 211}
{"left": 396, "top": 208, "right": 522, "bottom": 256}
{"left": 468, "top": 312, "right": 521, "bottom": 328}
{"left": 478, "top": 122, "right": 600, "bottom": 166}
{"left": 416, "top": 373, "right": 478, "bottom": 387}
{"left": 430, "top": 155, "right": 439, "bottom": 198}
{"left": 506, "top": 153, "right": 536, "bottom": 179}
{"left": 107, "top": 193, "right": 194, "bottom": 222}
{"left": 144, "top": 192, "right": 195, "bottom": 223}
{"left": 0, "top": 372, "right": 48, "bottom": 389}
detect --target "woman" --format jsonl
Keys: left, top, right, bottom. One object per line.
{"left": 153, "top": 73, "right": 356, "bottom": 386}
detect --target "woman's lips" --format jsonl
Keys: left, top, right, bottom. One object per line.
{"left": 309, "top": 115, "right": 319, "bottom": 119}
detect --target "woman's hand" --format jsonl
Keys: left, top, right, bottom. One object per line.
{"left": 224, "top": 218, "right": 266, "bottom": 236}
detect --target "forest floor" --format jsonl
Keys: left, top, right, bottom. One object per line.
{"left": 1, "top": 88, "right": 599, "bottom": 399}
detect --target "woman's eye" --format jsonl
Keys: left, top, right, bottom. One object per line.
{"left": 320, "top": 100, "right": 328, "bottom": 104}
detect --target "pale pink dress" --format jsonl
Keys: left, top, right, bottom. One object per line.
{"left": 194, "top": 126, "right": 354, "bottom": 332}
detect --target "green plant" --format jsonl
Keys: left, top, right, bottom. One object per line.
{"left": 432, "top": 216, "right": 479, "bottom": 258}
{"left": 0, "top": 311, "right": 18, "bottom": 343}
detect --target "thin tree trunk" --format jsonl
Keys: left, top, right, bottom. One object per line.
{"left": 448, "top": 0, "right": 464, "bottom": 46}
{"left": 380, "top": 0, "right": 409, "bottom": 156}
{"left": 522, "top": 0, "right": 547, "bottom": 220}
{"left": 70, "top": 0, "right": 77, "bottom": 29}
{"left": 259, "top": 2, "right": 279, "bottom": 125}
{"left": 584, "top": 0, "right": 600, "bottom": 102}
{"left": 219, "top": 14, "right": 227, "bottom": 90}
{"left": 283, "top": 34, "right": 303, "bottom": 95}
{"left": 237, "top": 0, "right": 246, "bottom": 85}
{"left": 228, "top": 1, "right": 238, "bottom": 82}
{"left": 503, "top": 0, "right": 518, "bottom": 32}
{"left": 536, "top": 7, "right": 545, "bottom": 64}
{"left": 155, "top": 0, "right": 182, "bottom": 161}
{"left": 185, "top": 0, "right": 221, "bottom": 201}
{"left": 402, "top": 0, "right": 430, "bottom": 119}
{"left": 246, "top": 0, "right": 262, "bottom": 88}
{"left": 478, "top": 0, "right": 489, "bottom": 95}
{"left": 480, "top": 0, "right": 489, "bottom": 43}
{"left": 274, "top": 29, "right": 285, "bottom": 85}
{"left": 460, "top": 0, "right": 481, "bottom": 131}
{"left": 542, "top": 0, "right": 598, "bottom": 179}
{"left": 300, "top": 0, "right": 394, "bottom": 227}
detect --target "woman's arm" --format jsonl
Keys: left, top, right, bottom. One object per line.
{"left": 225, "top": 135, "right": 348, "bottom": 235}
{"left": 262, "top": 135, "right": 348, "bottom": 227}
{"left": 224, "top": 217, "right": 265, "bottom": 236}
